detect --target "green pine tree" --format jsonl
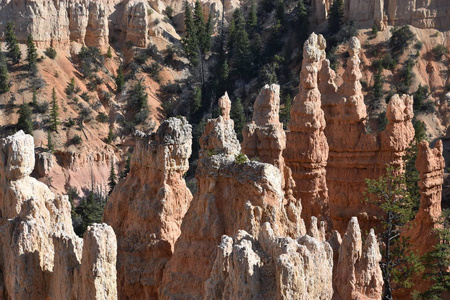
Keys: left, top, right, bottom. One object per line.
{"left": 230, "top": 97, "right": 245, "bottom": 141}
{"left": 190, "top": 86, "right": 202, "bottom": 120}
{"left": 298, "top": 0, "right": 309, "bottom": 43}
{"left": 328, "top": 0, "right": 344, "bottom": 35}
{"left": 107, "top": 127, "right": 114, "bottom": 144}
{"left": 0, "top": 51, "right": 9, "bottom": 93}
{"left": 280, "top": 94, "right": 292, "bottom": 126}
{"left": 182, "top": 1, "right": 199, "bottom": 66}
{"left": 246, "top": 0, "right": 258, "bottom": 34}
{"left": 108, "top": 162, "right": 117, "bottom": 195}
{"left": 65, "top": 77, "right": 76, "bottom": 95}
{"left": 47, "top": 130, "right": 54, "bottom": 152}
{"left": 26, "top": 34, "right": 38, "bottom": 74}
{"left": 32, "top": 89, "right": 38, "bottom": 106}
{"left": 17, "top": 102, "right": 33, "bottom": 135}
{"left": 419, "top": 210, "right": 450, "bottom": 300}
{"left": 275, "top": 0, "right": 286, "bottom": 25}
{"left": 5, "top": 22, "right": 21, "bottom": 65}
{"left": 115, "top": 67, "right": 125, "bottom": 93}
{"left": 363, "top": 166, "right": 424, "bottom": 300}
{"left": 50, "top": 88, "right": 60, "bottom": 132}
{"left": 106, "top": 46, "right": 112, "bottom": 59}
{"left": 373, "top": 66, "right": 384, "bottom": 101}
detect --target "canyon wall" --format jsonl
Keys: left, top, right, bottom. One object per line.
{"left": 0, "top": 131, "right": 117, "bottom": 300}
{"left": 313, "top": 0, "right": 450, "bottom": 30}
{"left": 103, "top": 117, "right": 193, "bottom": 299}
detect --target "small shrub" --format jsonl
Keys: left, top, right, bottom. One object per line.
{"left": 144, "top": 62, "right": 162, "bottom": 82}
{"left": 125, "top": 41, "right": 134, "bottom": 49}
{"left": 66, "top": 117, "right": 75, "bottom": 127}
{"left": 79, "top": 106, "right": 93, "bottom": 123}
{"left": 371, "top": 25, "right": 378, "bottom": 36}
{"left": 420, "top": 101, "right": 436, "bottom": 113}
{"left": 431, "top": 31, "right": 439, "bottom": 38}
{"left": 70, "top": 134, "right": 82, "bottom": 145}
{"left": 44, "top": 47, "right": 57, "bottom": 59}
{"left": 414, "top": 41, "right": 423, "bottom": 51}
{"left": 164, "top": 6, "right": 174, "bottom": 19}
{"left": 389, "top": 26, "right": 415, "bottom": 57}
{"left": 80, "top": 92, "right": 90, "bottom": 102}
{"left": 34, "top": 101, "right": 49, "bottom": 114}
{"left": 234, "top": 153, "right": 248, "bottom": 164}
{"left": 96, "top": 112, "right": 109, "bottom": 123}
{"left": 431, "top": 44, "right": 448, "bottom": 61}
{"left": 207, "top": 149, "right": 217, "bottom": 157}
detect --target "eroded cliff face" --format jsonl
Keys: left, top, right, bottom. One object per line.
{"left": 319, "top": 37, "right": 414, "bottom": 233}
{"left": 160, "top": 93, "right": 303, "bottom": 299}
{"left": 313, "top": 0, "right": 450, "bottom": 30}
{"left": 103, "top": 117, "right": 193, "bottom": 299}
{"left": 0, "top": 131, "right": 117, "bottom": 300}
{"left": 285, "top": 33, "right": 331, "bottom": 231}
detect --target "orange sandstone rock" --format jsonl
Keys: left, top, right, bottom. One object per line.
{"left": 285, "top": 33, "right": 331, "bottom": 230}
{"left": 160, "top": 97, "right": 302, "bottom": 299}
{"left": 103, "top": 117, "right": 193, "bottom": 299}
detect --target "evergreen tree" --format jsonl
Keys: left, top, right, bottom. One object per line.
{"left": 115, "top": 67, "right": 125, "bottom": 93}
{"left": 190, "top": 86, "right": 202, "bottom": 121}
{"left": 298, "top": 0, "right": 309, "bottom": 42}
{"left": 230, "top": 97, "right": 245, "bottom": 141}
{"left": 413, "top": 84, "right": 429, "bottom": 111}
{"left": 32, "top": 89, "right": 38, "bottom": 106}
{"left": 17, "top": 102, "right": 33, "bottom": 135}
{"left": 364, "top": 166, "right": 424, "bottom": 300}
{"left": 47, "top": 130, "right": 54, "bottom": 152}
{"left": 119, "top": 153, "right": 131, "bottom": 179}
{"left": 50, "top": 88, "right": 60, "bottom": 132}
{"left": 193, "top": 1, "right": 206, "bottom": 48}
{"left": 26, "top": 34, "right": 38, "bottom": 74}
{"left": 373, "top": 66, "right": 384, "bottom": 101}
{"left": 328, "top": 0, "right": 344, "bottom": 35}
{"left": 107, "top": 127, "right": 114, "bottom": 144}
{"left": 108, "top": 162, "right": 117, "bottom": 195}
{"left": 106, "top": 46, "right": 112, "bottom": 59}
{"left": 5, "top": 22, "right": 21, "bottom": 65}
{"left": 203, "top": 13, "right": 213, "bottom": 53}
{"left": 65, "top": 77, "right": 76, "bottom": 95}
{"left": 280, "top": 94, "right": 292, "bottom": 126}
{"left": 246, "top": 0, "right": 258, "bottom": 34}
{"left": 128, "top": 81, "right": 149, "bottom": 124}
{"left": 275, "top": 0, "right": 286, "bottom": 26}
{"left": 0, "top": 51, "right": 9, "bottom": 93}
{"left": 229, "top": 9, "right": 252, "bottom": 79}
{"left": 419, "top": 210, "right": 450, "bottom": 300}
{"left": 182, "top": 1, "right": 199, "bottom": 66}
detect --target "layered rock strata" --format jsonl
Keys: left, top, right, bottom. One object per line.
{"left": 285, "top": 33, "right": 331, "bottom": 230}
{"left": 320, "top": 37, "right": 414, "bottom": 233}
{"left": 103, "top": 117, "right": 193, "bottom": 299}
{"left": 0, "top": 131, "right": 117, "bottom": 300}
{"left": 160, "top": 94, "right": 303, "bottom": 299}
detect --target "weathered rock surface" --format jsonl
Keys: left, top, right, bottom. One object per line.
{"left": 0, "top": 131, "right": 117, "bottom": 300}
{"left": 242, "top": 84, "right": 299, "bottom": 225}
{"left": 320, "top": 37, "right": 414, "bottom": 233}
{"left": 285, "top": 33, "right": 331, "bottom": 230}
{"left": 160, "top": 96, "right": 302, "bottom": 299}
{"left": 103, "top": 117, "right": 193, "bottom": 299}
{"left": 205, "top": 222, "right": 334, "bottom": 300}
{"left": 334, "top": 217, "right": 383, "bottom": 300}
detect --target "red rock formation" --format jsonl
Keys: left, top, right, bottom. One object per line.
{"left": 321, "top": 37, "right": 414, "bottom": 233}
{"left": 334, "top": 217, "right": 383, "bottom": 300}
{"left": 0, "top": 131, "right": 117, "bottom": 300}
{"left": 160, "top": 95, "right": 302, "bottom": 299}
{"left": 285, "top": 33, "right": 330, "bottom": 230}
{"left": 103, "top": 117, "right": 193, "bottom": 299}
{"left": 242, "top": 84, "right": 300, "bottom": 226}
